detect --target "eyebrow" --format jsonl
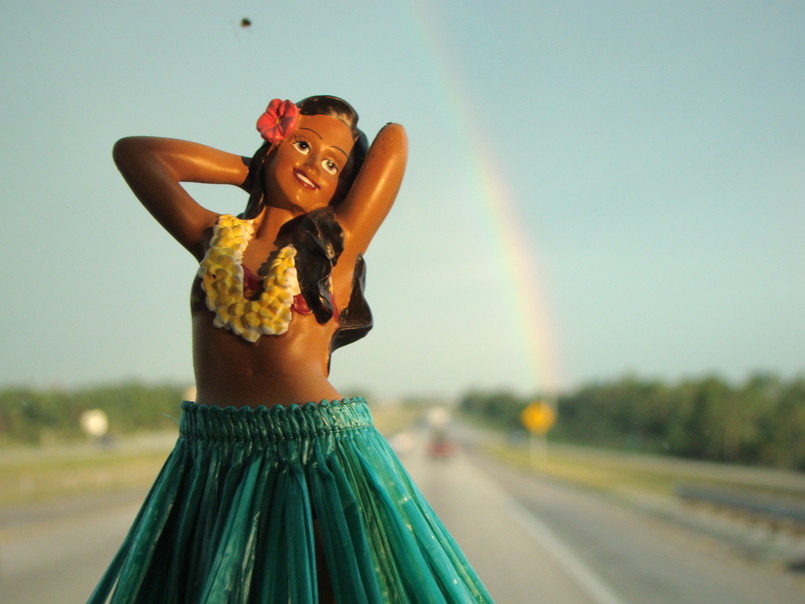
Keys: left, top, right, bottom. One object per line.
{"left": 298, "top": 127, "right": 349, "bottom": 160}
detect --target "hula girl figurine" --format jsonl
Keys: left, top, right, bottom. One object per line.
{"left": 89, "top": 96, "right": 493, "bottom": 603}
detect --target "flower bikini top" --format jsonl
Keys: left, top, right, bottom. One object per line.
{"left": 194, "top": 214, "right": 306, "bottom": 342}
{"left": 191, "top": 208, "right": 372, "bottom": 352}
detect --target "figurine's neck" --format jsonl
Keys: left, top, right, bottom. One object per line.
{"left": 253, "top": 205, "right": 299, "bottom": 241}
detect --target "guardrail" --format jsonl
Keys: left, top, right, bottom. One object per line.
{"left": 675, "top": 484, "right": 805, "bottom": 529}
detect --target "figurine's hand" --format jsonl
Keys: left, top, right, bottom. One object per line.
{"left": 113, "top": 137, "right": 250, "bottom": 257}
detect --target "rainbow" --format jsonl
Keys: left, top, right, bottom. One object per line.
{"left": 405, "top": 0, "right": 563, "bottom": 394}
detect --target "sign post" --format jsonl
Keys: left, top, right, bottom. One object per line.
{"left": 519, "top": 400, "right": 556, "bottom": 465}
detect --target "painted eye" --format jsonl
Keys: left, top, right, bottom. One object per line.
{"left": 292, "top": 140, "right": 310, "bottom": 155}
{"left": 322, "top": 159, "right": 338, "bottom": 175}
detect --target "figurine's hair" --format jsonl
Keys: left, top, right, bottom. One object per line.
{"left": 242, "top": 95, "right": 368, "bottom": 218}
{"left": 298, "top": 95, "right": 369, "bottom": 159}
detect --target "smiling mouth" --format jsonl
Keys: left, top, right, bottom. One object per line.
{"left": 293, "top": 169, "right": 319, "bottom": 190}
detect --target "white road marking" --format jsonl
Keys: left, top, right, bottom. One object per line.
{"left": 505, "top": 498, "right": 627, "bottom": 604}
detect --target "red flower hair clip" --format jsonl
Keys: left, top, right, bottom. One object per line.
{"left": 256, "top": 99, "right": 299, "bottom": 144}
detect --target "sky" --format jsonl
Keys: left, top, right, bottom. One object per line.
{"left": 1, "top": 0, "right": 803, "bottom": 399}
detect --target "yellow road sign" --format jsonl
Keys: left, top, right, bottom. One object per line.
{"left": 520, "top": 401, "right": 556, "bottom": 434}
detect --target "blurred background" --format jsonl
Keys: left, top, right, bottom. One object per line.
{"left": 1, "top": 1, "right": 803, "bottom": 602}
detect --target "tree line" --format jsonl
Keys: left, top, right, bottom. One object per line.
{"left": 460, "top": 372, "right": 805, "bottom": 471}
{"left": 0, "top": 382, "right": 186, "bottom": 444}
{"left": 0, "top": 382, "right": 386, "bottom": 445}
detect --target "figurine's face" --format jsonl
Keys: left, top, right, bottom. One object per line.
{"left": 265, "top": 114, "right": 355, "bottom": 212}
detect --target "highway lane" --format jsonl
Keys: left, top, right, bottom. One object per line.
{"left": 2, "top": 450, "right": 590, "bottom": 602}
{"left": 397, "top": 424, "right": 804, "bottom": 603}
{"left": 445, "top": 446, "right": 804, "bottom": 604}
{"left": 2, "top": 436, "right": 598, "bottom": 603}
{"left": 398, "top": 434, "right": 608, "bottom": 603}
{"left": 2, "top": 429, "right": 804, "bottom": 603}
{"left": 0, "top": 492, "right": 145, "bottom": 603}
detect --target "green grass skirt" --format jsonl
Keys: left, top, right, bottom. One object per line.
{"left": 88, "top": 398, "right": 493, "bottom": 603}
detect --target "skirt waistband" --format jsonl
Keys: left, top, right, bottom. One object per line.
{"left": 179, "top": 398, "right": 373, "bottom": 443}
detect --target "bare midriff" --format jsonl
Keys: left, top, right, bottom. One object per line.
{"left": 191, "top": 311, "right": 343, "bottom": 408}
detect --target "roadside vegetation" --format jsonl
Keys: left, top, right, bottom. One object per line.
{"left": 1, "top": 374, "right": 802, "bottom": 507}
{"left": 0, "top": 383, "right": 419, "bottom": 505}
{"left": 461, "top": 372, "right": 805, "bottom": 472}
{"left": 0, "top": 382, "right": 186, "bottom": 445}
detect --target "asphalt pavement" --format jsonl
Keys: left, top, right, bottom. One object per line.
{"left": 2, "top": 426, "right": 804, "bottom": 603}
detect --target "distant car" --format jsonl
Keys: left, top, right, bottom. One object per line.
{"left": 427, "top": 431, "right": 456, "bottom": 459}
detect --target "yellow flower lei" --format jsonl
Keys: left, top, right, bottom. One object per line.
{"left": 198, "top": 214, "right": 300, "bottom": 342}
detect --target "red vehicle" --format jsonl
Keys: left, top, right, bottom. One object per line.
{"left": 427, "top": 430, "right": 456, "bottom": 459}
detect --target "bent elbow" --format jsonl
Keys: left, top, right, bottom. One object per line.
{"left": 112, "top": 136, "right": 138, "bottom": 170}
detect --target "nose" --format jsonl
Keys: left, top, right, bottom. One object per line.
{"left": 302, "top": 150, "right": 320, "bottom": 173}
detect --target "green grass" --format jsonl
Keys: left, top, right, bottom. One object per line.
{"left": 486, "top": 442, "right": 680, "bottom": 496}
{"left": 0, "top": 447, "right": 171, "bottom": 505}
{"left": 370, "top": 404, "right": 423, "bottom": 436}
{"left": 0, "top": 405, "right": 424, "bottom": 506}
{"left": 482, "top": 438, "right": 805, "bottom": 502}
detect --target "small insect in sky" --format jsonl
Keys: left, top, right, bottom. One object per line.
{"left": 240, "top": 18, "right": 252, "bottom": 28}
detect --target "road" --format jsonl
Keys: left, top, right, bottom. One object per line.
{"left": 2, "top": 429, "right": 804, "bottom": 603}
{"left": 399, "top": 429, "right": 804, "bottom": 603}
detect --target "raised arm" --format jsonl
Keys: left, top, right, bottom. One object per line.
{"left": 336, "top": 123, "right": 408, "bottom": 255}
{"left": 113, "top": 137, "right": 250, "bottom": 258}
